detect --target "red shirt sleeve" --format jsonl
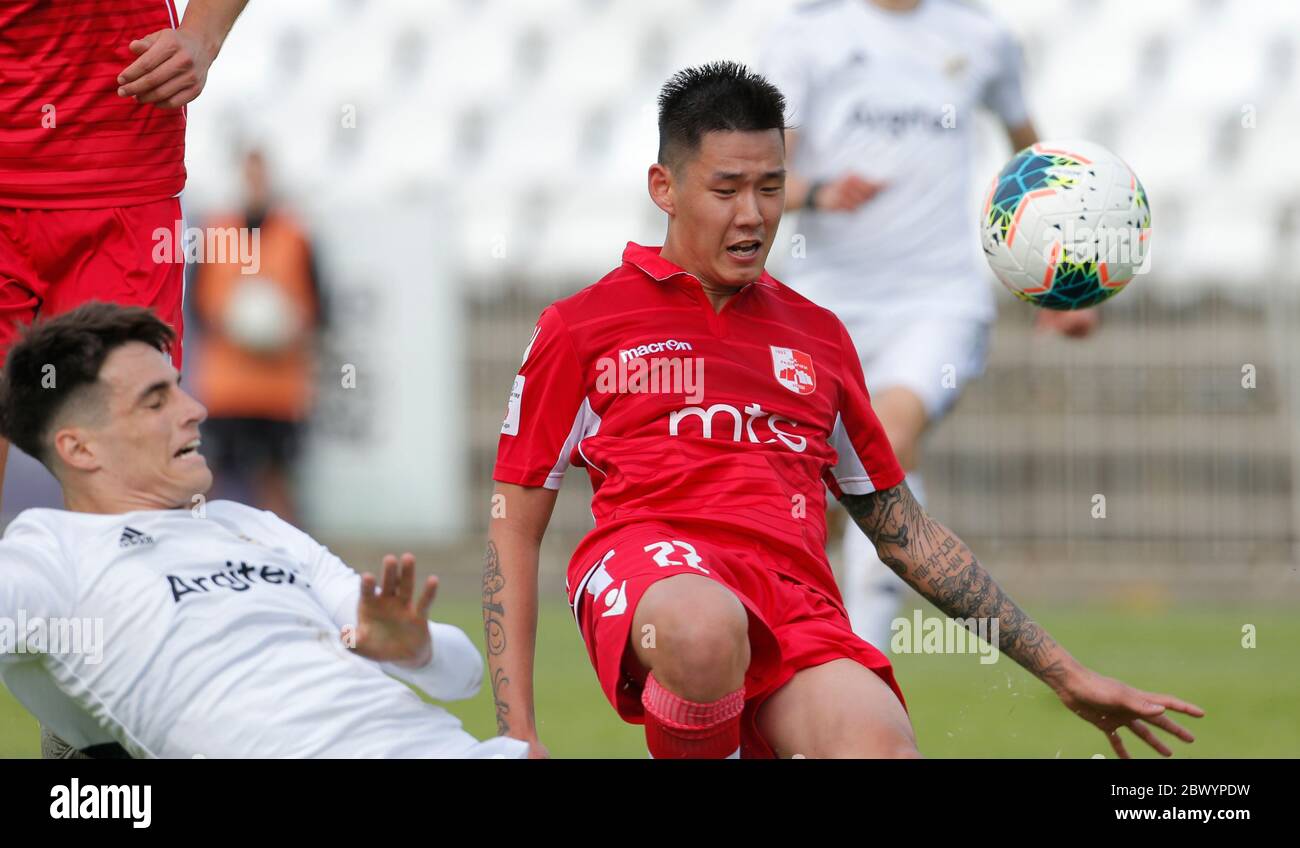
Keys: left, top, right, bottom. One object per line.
{"left": 492, "top": 306, "right": 589, "bottom": 490}
{"left": 823, "top": 318, "right": 906, "bottom": 498}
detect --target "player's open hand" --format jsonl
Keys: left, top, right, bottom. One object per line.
{"left": 344, "top": 553, "right": 439, "bottom": 667}
{"left": 117, "top": 27, "right": 214, "bottom": 109}
{"left": 816, "top": 173, "right": 886, "bottom": 212}
{"left": 1056, "top": 668, "right": 1205, "bottom": 758}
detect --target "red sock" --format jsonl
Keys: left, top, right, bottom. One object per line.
{"left": 641, "top": 671, "right": 745, "bottom": 759}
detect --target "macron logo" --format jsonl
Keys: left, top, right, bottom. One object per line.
{"left": 119, "top": 527, "right": 155, "bottom": 548}
{"left": 618, "top": 339, "right": 692, "bottom": 363}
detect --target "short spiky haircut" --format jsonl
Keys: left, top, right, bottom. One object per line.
{"left": 0, "top": 302, "right": 175, "bottom": 468}
{"left": 657, "top": 61, "right": 788, "bottom": 171}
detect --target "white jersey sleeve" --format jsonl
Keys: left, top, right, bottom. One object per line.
{"left": 0, "top": 522, "right": 74, "bottom": 665}
{"left": 0, "top": 518, "right": 118, "bottom": 749}
{"left": 230, "top": 506, "right": 484, "bottom": 702}
{"left": 981, "top": 21, "right": 1029, "bottom": 128}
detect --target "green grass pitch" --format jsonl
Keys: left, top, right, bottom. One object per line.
{"left": 1, "top": 602, "right": 1295, "bottom": 758}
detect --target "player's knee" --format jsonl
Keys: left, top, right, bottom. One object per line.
{"left": 634, "top": 577, "right": 749, "bottom": 699}
{"left": 669, "top": 611, "right": 749, "bottom": 679}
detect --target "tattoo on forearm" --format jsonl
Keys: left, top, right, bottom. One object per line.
{"left": 482, "top": 541, "right": 510, "bottom": 734}
{"left": 841, "top": 483, "right": 1069, "bottom": 688}
{"left": 482, "top": 541, "right": 507, "bottom": 656}
{"left": 491, "top": 667, "right": 511, "bottom": 736}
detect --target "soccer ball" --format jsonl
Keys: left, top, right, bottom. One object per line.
{"left": 222, "top": 276, "right": 303, "bottom": 354}
{"left": 980, "top": 139, "right": 1150, "bottom": 310}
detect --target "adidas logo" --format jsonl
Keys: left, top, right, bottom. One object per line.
{"left": 119, "top": 527, "right": 155, "bottom": 548}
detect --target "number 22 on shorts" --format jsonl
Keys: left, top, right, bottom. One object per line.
{"left": 643, "top": 540, "right": 709, "bottom": 574}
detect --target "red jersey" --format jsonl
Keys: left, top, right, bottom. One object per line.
{"left": 493, "top": 242, "right": 905, "bottom": 602}
{"left": 0, "top": 0, "right": 186, "bottom": 209}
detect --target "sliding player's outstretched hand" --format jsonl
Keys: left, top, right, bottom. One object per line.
{"left": 345, "top": 553, "right": 438, "bottom": 667}
{"left": 1055, "top": 669, "right": 1205, "bottom": 758}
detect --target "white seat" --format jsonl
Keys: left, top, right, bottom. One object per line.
{"left": 1029, "top": 39, "right": 1143, "bottom": 137}
{"left": 1093, "top": 0, "right": 1190, "bottom": 39}
{"left": 476, "top": 95, "right": 587, "bottom": 191}
{"left": 536, "top": 18, "right": 642, "bottom": 108}
{"left": 423, "top": 15, "right": 518, "bottom": 113}
{"left": 533, "top": 184, "right": 652, "bottom": 280}
{"left": 1114, "top": 97, "right": 1217, "bottom": 207}
{"left": 1229, "top": 112, "right": 1300, "bottom": 209}
{"left": 174, "top": 0, "right": 1285, "bottom": 304}
{"left": 1166, "top": 14, "right": 1272, "bottom": 107}
{"left": 1175, "top": 179, "right": 1271, "bottom": 295}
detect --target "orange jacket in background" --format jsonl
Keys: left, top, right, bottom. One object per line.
{"left": 193, "top": 209, "right": 320, "bottom": 422}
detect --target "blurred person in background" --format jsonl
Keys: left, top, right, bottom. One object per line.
{"left": 0, "top": 0, "right": 248, "bottom": 513}
{"left": 189, "top": 148, "right": 326, "bottom": 527}
{"left": 759, "top": 0, "right": 1097, "bottom": 652}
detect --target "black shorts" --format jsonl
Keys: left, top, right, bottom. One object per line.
{"left": 203, "top": 417, "right": 303, "bottom": 474}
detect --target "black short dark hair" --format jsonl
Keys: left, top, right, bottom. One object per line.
{"left": 0, "top": 302, "right": 176, "bottom": 467}
{"left": 657, "top": 60, "right": 788, "bottom": 171}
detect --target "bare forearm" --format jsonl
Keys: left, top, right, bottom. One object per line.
{"left": 482, "top": 527, "right": 542, "bottom": 739}
{"left": 1006, "top": 120, "right": 1038, "bottom": 153}
{"left": 782, "top": 129, "right": 811, "bottom": 210}
{"left": 841, "top": 483, "right": 1080, "bottom": 690}
{"left": 785, "top": 172, "right": 813, "bottom": 210}
{"left": 179, "top": 0, "right": 248, "bottom": 60}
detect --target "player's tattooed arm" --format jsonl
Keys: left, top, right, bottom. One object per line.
{"left": 842, "top": 482, "right": 1205, "bottom": 757}
{"left": 840, "top": 482, "right": 1077, "bottom": 690}
{"left": 481, "top": 541, "right": 510, "bottom": 735}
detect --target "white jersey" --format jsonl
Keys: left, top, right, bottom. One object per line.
{"left": 0, "top": 501, "right": 527, "bottom": 759}
{"left": 759, "top": 0, "right": 1029, "bottom": 324}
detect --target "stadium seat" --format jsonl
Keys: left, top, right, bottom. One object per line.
{"left": 178, "top": 0, "right": 1285, "bottom": 305}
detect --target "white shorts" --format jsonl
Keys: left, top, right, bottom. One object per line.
{"left": 848, "top": 308, "right": 991, "bottom": 420}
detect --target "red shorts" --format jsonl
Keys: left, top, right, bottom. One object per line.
{"left": 566, "top": 521, "right": 907, "bottom": 758}
{"left": 0, "top": 197, "right": 185, "bottom": 367}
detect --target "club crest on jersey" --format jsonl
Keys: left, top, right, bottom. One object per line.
{"left": 770, "top": 346, "right": 816, "bottom": 395}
